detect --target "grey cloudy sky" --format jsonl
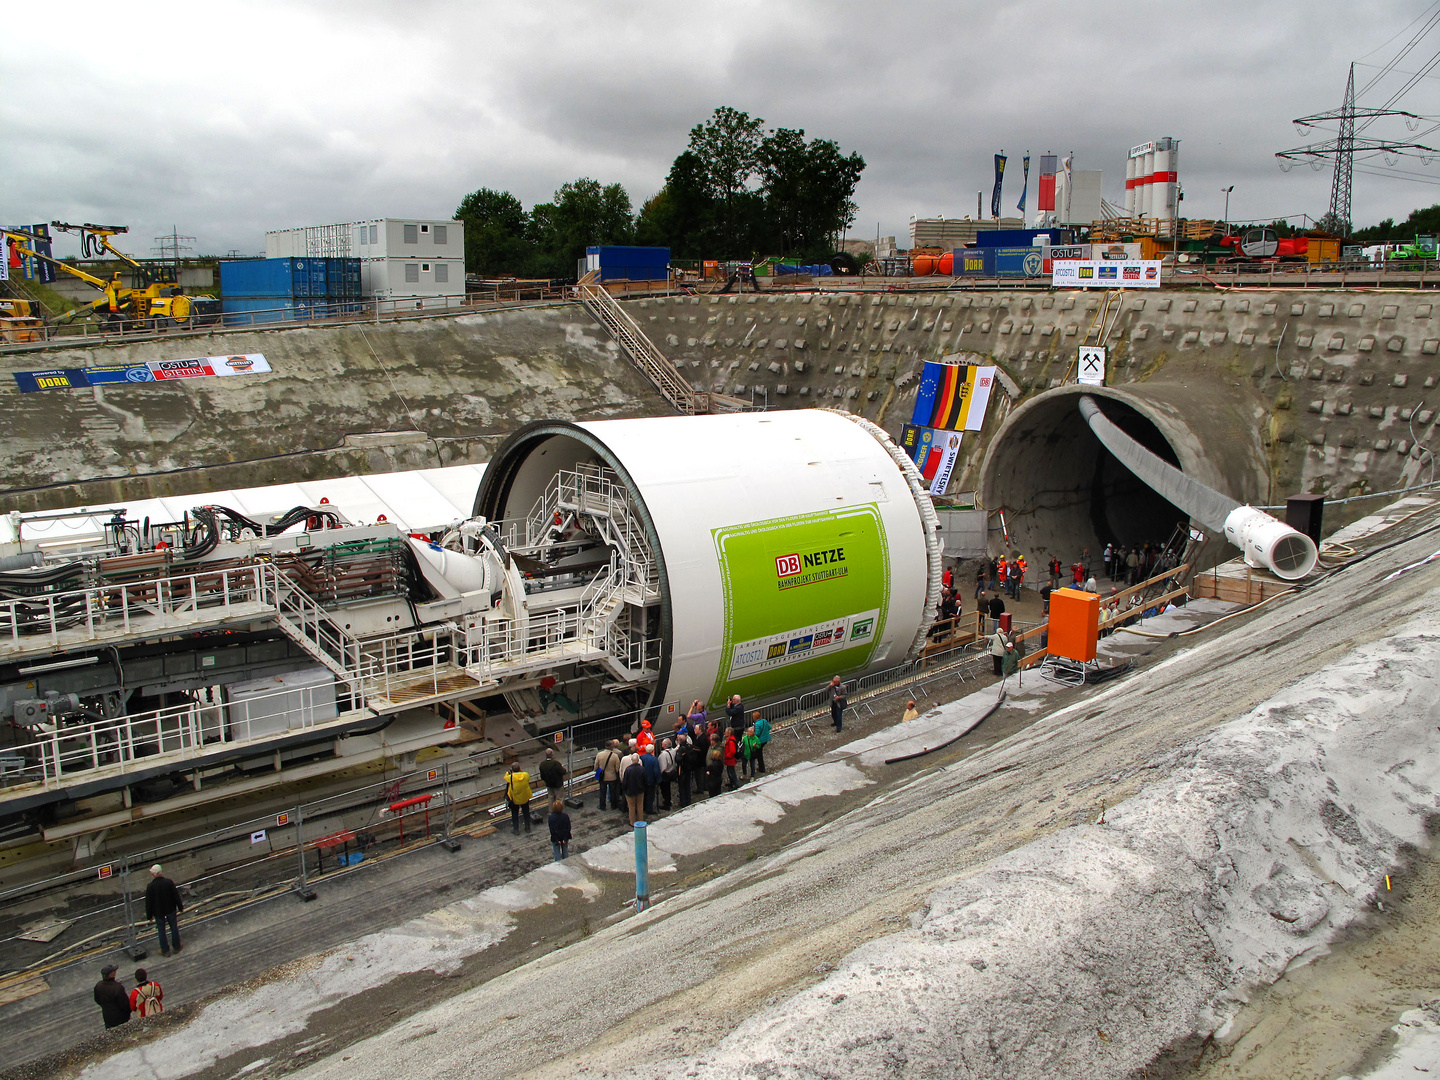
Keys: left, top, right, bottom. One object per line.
{"left": 6, "top": 0, "right": 1440, "bottom": 260}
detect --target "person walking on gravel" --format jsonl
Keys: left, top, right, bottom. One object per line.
{"left": 145, "top": 865, "right": 184, "bottom": 957}
{"left": 829, "top": 675, "right": 847, "bottom": 733}
{"left": 93, "top": 964, "right": 130, "bottom": 1029}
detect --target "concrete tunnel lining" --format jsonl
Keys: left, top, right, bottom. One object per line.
{"left": 980, "top": 383, "right": 1266, "bottom": 564}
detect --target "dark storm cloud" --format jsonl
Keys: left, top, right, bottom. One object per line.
{"left": 4, "top": 0, "right": 1436, "bottom": 258}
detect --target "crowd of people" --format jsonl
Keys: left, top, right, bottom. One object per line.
{"left": 590, "top": 697, "right": 778, "bottom": 827}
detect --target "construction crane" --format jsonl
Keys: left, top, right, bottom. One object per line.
{"left": 2, "top": 222, "right": 216, "bottom": 331}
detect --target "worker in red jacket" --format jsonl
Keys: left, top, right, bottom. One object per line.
{"left": 723, "top": 729, "right": 740, "bottom": 791}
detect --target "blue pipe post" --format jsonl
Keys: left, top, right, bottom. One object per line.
{"left": 634, "top": 820, "right": 649, "bottom": 913}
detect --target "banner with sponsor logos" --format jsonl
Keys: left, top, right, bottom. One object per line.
{"left": 709, "top": 505, "right": 890, "bottom": 704}
{"left": 910, "top": 360, "right": 997, "bottom": 432}
{"left": 901, "top": 423, "right": 963, "bottom": 496}
{"left": 1050, "top": 260, "right": 1162, "bottom": 289}
{"left": 12, "top": 354, "right": 272, "bottom": 393}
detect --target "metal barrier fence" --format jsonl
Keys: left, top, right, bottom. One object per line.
{"left": 0, "top": 292, "right": 595, "bottom": 355}
{"left": 0, "top": 640, "right": 1023, "bottom": 983}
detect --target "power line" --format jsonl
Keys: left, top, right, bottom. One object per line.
{"left": 1356, "top": 0, "right": 1440, "bottom": 63}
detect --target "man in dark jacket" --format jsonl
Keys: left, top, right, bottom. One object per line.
{"left": 986, "top": 592, "right": 1006, "bottom": 635}
{"left": 145, "top": 865, "right": 183, "bottom": 956}
{"left": 538, "top": 749, "right": 567, "bottom": 805}
{"left": 725, "top": 694, "right": 746, "bottom": 735}
{"left": 93, "top": 964, "right": 131, "bottom": 1029}
{"left": 622, "top": 757, "right": 647, "bottom": 825}
{"left": 828, "top": 676, "right": 847, "bottom": 734}
{"left": 640, "top": 744, "right": 661, "bottom": 816}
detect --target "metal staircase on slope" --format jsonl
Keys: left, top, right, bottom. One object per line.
{"left": 578, "top": 282, "right": 697, "bottom": 413}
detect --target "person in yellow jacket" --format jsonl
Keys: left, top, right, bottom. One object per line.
{"left": 504, "top": 761, "right": 533, "bottom": 835}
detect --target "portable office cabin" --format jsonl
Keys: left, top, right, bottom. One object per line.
{"left": 582, "top": 246, "right": 670, "bottom": 283}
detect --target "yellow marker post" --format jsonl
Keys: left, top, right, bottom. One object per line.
{"left": 1385, "top": 874, "right": 1392, "bottom": 891}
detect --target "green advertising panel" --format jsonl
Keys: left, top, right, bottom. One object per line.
{"left": 708, "top": 504, "right": 890, "bottom": 706}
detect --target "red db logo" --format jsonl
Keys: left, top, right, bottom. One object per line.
{"left": 775, "top": 553, "right": 801, "bottom": 577}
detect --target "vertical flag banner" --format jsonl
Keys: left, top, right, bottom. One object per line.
{"left": 28, "top": 225, "right": 56, "bottom": 284}
{"left": 1017, "top": 154, "right": 1031, "bottom": 216}
{"left": 1038, "top": 154, "right": 1058, "bottom": 213}
{"left": 910, "top": 360, "right": 998, "bottom": 432}
{"left": 991, "top": 154, "right": 1007, "bottom": 219}
{"left": 929, "top": 431, "right": 963, "bottom": 496}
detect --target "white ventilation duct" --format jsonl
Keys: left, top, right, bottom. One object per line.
{"left": 1078, "top": 395, "right": 1317, "bottom": 580}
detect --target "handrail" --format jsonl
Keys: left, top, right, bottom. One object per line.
{"left": 577, "top": 282, "right": 696, "bottom": 413}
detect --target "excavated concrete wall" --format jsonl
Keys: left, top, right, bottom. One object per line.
{"left": 0, "top": 306, "right": 669, "bottom": 512}
{"left": 5, "top": 290, "right": 1439, "bottom": 536}
{"left": 637, "top": 289, "right": 1440, "bottom": 519}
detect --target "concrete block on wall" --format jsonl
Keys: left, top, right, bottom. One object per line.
{"left": 1261, "top": 302, "right": 1277, "bottom": 315}
{"left": 1382, "top": 305, "right": 1399, "bottom": 319}
{"left": 1318, "top": 303, "right": 1335, "bottom": 317}
{"left": 1240, "top": 331, "right": 1255, "bottom": 345}
{"left": 1291, "top": 302, "right": 1306, "bottom": 316}
{"left": 1348, "top": 303, "right": 1365, "bottom": 317}
{"left": 1393, "top": 374, "right": 1409, "bottom": 387}
{"left": 1234, "top": 299, "right": 1250, "bottom": 312}
{"left": 1387, "top": 337, "right": 1405, "bottom": 352}
{"left": 1358, "top": 336, "right": 1376, "bottom": 351}
{"left": 1296, "top": 332, "right": 1314, "bottom": 348}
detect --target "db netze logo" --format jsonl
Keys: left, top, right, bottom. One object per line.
{"left": 775, "top": 553, "right": 802, "bottom": 577}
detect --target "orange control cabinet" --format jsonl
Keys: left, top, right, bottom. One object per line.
{"left": 1048, "top": 588, "right": 1099, "bottom": 662}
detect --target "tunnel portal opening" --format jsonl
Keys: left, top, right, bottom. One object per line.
{"left": 1088, "top": 403, "right": 1190, "bottom": 552}
{"left": 982, "top": 391, "right": 1192, "bottom": 564}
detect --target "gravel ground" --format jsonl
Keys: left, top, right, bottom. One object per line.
{"left": 14, "top": 506, "right": 1440, "bottom": 1080}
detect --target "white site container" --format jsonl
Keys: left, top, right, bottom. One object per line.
{"left": 225, "top": 666, "right": 338, "bottom": 741}
{"left": 475, "top": 409, "right": 942, "bottom": 710}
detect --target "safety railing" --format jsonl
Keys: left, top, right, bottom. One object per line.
{"left": 0, "top": 676, "right": 361, "bottom": 789}
{"left": 0, "top": 293, "right": 577, "bottom": 355}
{"left": 462, "top": 605, "right": 592, "bottom": 677}
{"left": 260, "top": 565, "right": 367, "bottom": 686}
{"left": 0, "top": 563, "right": 268, "bottom": 650}
{"left": 603, "top": 622, "right": 663, "bottom": 675}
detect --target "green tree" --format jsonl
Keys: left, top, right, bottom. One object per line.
{"left": 1353, "top": 204, "right": 1440, "bottom": 244}
{"left": 453, "top": 188, "right": 530, "bottom": 275}
{"left": 635, "top": 151, "right": 720, "bottom": 256}
{"left": 527, "top": 178, "right": 634, "bottom": 278}
{"left": 756, "top": 127, "right": 865, "bottom": 257}
{"left": 687, "top": 107, "right": 765, "bottom": 247}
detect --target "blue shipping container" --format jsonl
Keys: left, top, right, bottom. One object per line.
{"left": 587, "top": 245, "right": 669, "bottom": 282}
{"left": 953, "top": 248, "right": 993, "bottom": 276}
{"left": 220, "top": 258, "right": 330, "bottom": 298}
{"left": 222, "top": 297, "right": 360, "bottom": 325}
{"left": 974, "top": 228, "right": 1066, "bottom": 249}
{"left": 325, "top": 258, "right": 361, "bottom": 297}
{"left": 992, "top": 247, "right": 1045, "bottom": 277}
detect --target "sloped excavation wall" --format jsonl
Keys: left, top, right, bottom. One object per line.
{"left": 0, "top": 306, "right": 669, "bottom": 510}
{"left": 5, "top": 289, "right": 1440, "bottom": 543}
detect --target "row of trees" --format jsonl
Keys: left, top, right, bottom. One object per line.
{"left": 454, "top": 107, "right": 865, "bottom": 279}
{"left": 1351, "top": 203, "right": 1440, "bottom": 245}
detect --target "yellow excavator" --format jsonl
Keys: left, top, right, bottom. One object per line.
{"left": 2, "top": 222, "right": 217, "bottom": 331}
